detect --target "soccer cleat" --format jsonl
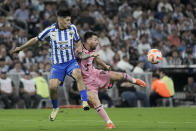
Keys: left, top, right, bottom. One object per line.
{"left": 106, "top": 123, "right": 115, "bottom": 129}
{"left": 82, "top": 101, "right": 90, "bottom": 111}
{"left": 135, "top": 79, "right": 146, "bottom": 87}
{"left": 49, "top": 108, "right": 59, "bottom": 121}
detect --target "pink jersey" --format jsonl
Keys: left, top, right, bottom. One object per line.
{"left": 77, "top": 46, "right": 110, "bottom": 93}
{"left": 78, "top": 47, "right": 97, "bottom": 80}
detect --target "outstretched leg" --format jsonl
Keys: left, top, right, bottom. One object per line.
{"left": 72, "top": 68, "right": 89, "bottom": 110}
{"left": 87, "top": 90, "right": 115, "bottom": 129}
{"left": 109, "top": 71, "right": 146, "bottom": 87}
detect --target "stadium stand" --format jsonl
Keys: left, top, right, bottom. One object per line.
{"left": 0, "top": 0, "right": 196, "bottom": 108}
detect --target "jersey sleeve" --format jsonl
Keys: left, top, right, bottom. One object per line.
{"left": 37, "top": 26, "right": 51, "bottom": 41}
{"left": 71, "top": 24, "right": 80, "bottom": 42}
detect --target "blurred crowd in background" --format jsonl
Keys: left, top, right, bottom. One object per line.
{"left": 0, "top": 0, "right": 196, "bottom": 108}
{"left": 0, "top": 0, "right": 196, "bottom": 74}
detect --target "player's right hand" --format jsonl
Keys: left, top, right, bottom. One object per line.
{"left": 10, "top": 47, "right": 21, "bottom": 54}
{"left": 90, "top": 52, "right": 99, "bottom": 57}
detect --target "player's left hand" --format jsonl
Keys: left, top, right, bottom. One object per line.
{"left": 105, "top": 65, "right": 111, "bottom": 71}
{"left": 10, "top": 47, "right": 21, "bottom": 54}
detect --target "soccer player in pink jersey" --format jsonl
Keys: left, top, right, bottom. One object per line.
{"left": 76, "top": 32, "right": 146, "bottom": 129}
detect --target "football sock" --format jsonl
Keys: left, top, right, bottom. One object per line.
{"left": 51, "top": 99, "right": 58, "bottom": 109}
{"left": 80, "top": 90, "right": 88, "bottom": 101}
{"left": 94, "top": 104, "right": 110, "bottom": 122}
{"left": 107, "top": 120, "right": 113, "bottom": 124}
{"left": 123, "top": 73, "right": 136, "bottom": 83}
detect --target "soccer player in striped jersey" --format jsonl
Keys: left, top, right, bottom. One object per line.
{"left": 76, "top": 32, "right": 146, "bottom": 129}
{"left": 12, "top": 9, "right": 89, "bottom": 121}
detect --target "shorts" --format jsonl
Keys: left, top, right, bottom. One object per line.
{"left": 84, "top": 70, "right": 110, "bottom": 93}
{"left": 49, "top": 59, "right": 80, "bottom": 85}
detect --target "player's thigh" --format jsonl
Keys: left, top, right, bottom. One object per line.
{"left": 109, "top": 71, "right": 123, "bottom": 81}
{"left": 87, "top": 90, "right": 101, "bottom": 107}
{"left": 49, "top": 79, "right": 61, "bottom": 89}
{"left": 71, "top": 68, "right": 83, "bottom": 81}
{"left": 66, "top": 60, "right": 81, "bottom": 80}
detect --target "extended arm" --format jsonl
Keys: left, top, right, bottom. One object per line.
{"left": 77, "top": 52, "right": 99, "bottom": 60}
{"left": 11, "top": 37, "right": 39, "bottom": 53}
{"left": 94, "top": 57, "right": 111, "bottom": 70}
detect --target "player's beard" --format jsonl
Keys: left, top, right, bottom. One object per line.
{"left": 65, "top": 24, "right": 70, "bottom": 28}
{"left": 90, "top": 45, "right": 96, "bottom": 50}
{"left": 59, "top": 23, "right": 69, "bottom": 29}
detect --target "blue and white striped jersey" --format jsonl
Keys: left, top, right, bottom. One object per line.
{"left": 37, "top": 23, "right": 80, "bottom": 64}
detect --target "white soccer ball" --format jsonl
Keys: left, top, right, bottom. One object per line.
{"left": 147, "top": 49, "right": 162, "bottom": 64}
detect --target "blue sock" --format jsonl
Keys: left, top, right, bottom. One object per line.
{"left": 80, "top": 90, "right": 88, "bottom": 101}
{"left": 51, "top": 99, "right": 58, "bottom": 108}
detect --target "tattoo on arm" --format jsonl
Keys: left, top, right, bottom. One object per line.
{"left": 77, "top": 52, "right": 91, "bottom": 59}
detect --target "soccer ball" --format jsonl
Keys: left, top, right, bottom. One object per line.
{"left": 147, "top": 49, "right": 162, "bottom": 64}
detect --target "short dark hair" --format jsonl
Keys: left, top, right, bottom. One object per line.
{"left": 159, "top": 68, "right": 166, "bottom": 74}
{"left": 35, "top": 71, "right": 42, "bottom": 76}
{"left": 153, "top": 73, "right": 160, "bottom": 79}
{"left": 57, "top": 9, "right": 71, "bottom": 17}
{"left": 84, "top": 32, "right": 97, "bottom": 42}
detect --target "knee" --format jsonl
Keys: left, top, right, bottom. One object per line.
{"left": 50, "top": 85, "right": 57, "bottom": 91}
{"left": 50, "top": 84, "right": 57, "bottom": 91}
{"left": 49, "top": 81, "right": 59, "bottom": 90}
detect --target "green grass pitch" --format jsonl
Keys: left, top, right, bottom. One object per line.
{"left": 0, "top": 107, "right": 196, "bottom": 131}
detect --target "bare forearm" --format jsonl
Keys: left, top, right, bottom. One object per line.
{"left": 77, "top": 52, "right": 91, "bottom": 59}
{"left": 19, "top": 37, "right": 38, "bottom": 50}
{"left": 76, "top": 40, "right": 83, "bottom": 53}
{"left": 95, "top": 57, "right": 108, "bottom": 69}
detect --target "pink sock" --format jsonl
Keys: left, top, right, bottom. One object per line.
{"left": 123, "top": 73, "right": 136, "bottom": 83}
{"left": 94, "top": 104, "right": 110, "bottom": 122}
